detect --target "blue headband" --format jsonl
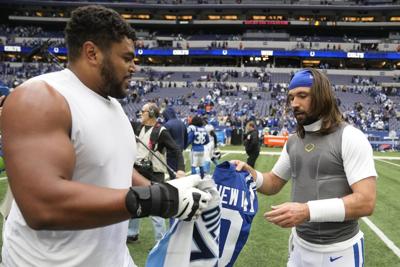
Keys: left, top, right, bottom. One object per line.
{"left": 288, "top": 69, "right": 314, "bottom": 90}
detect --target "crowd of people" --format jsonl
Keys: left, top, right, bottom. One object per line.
{"left": 118, "top": 70, "right": 398, "bottom": 141}
{"left": 1, "top": 59, "right": 398, "bottom": 141}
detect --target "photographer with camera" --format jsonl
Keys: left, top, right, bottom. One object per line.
{"left": 128, "top": 102, "right": 186, "bottom": 243}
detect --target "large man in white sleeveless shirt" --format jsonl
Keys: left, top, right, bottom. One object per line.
{"left": 0, "top": 6, "right": 211, "bottom": 267}
{"left": 233, "top": 68, "right": 377, "bottom": 267}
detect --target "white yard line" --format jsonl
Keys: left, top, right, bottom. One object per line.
{"left": 219, "top": 150, "right": 400, "bottom": 160}
{"left": 362, "top": 217, "right": 400, "bottom": 258}
{"left": 376, "top": 159, "right": 400, "bottom": 168}
{"left": 0, "top": 177, "right": 7, "bottom": 181}
{"left": 219, "top": 150, "right": 281, "bottom": 156}
{"left": 374, "top": 156, "right": 400, "bottom": 160}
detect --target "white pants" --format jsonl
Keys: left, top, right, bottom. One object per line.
{"left": 191, "top": 151, "right": 205, "bottom": 167}
{"left": 287, "top": 234, "right": 364, "bottom": 267}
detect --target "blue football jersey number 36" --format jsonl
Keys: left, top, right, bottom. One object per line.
{"left": 194, "top": 131, "right": 207, "bottom": 145}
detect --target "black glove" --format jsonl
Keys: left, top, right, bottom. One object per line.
{"left": 125, "top": 175, "right": 211, "bottom": 221}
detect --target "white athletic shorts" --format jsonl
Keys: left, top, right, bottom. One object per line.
{"left": 191, "top": 151, "right": 205, "bottom": 167}
{"left": 287, "top": 230, "right": 365, "bottom": 267}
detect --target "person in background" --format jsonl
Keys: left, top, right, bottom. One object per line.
{"left": 203, "top": 123, "right": 218, "bottom": 174}
{"left": 225, "top": 117, "right": 233, "bottom": 145}
{"left": 162, "top": 106, "right": 188, "bottom": 179}
{"left": 187, "top": 116, "right": 209, "bottom": 178}
{"left": 243, "top": 121, "right": 260, "bottom": 168}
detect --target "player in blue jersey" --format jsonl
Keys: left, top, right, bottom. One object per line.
{"left": 188, "top": 116, "right": 209, "bottom": 178}
{"left": 232, "top": 68, "right": 376, "bottom": 267}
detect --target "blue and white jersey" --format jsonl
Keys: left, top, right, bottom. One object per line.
{"left": 146, "top": 163, "right": 257, "bottom": 267}
{"left": 213, "top": 161, "right": 258, "bottom": 267}
{"left": 146, "top": 179, "right": 220, "bottom": 267}
{"left": 188, "top": 125, "right": 209, "bottom": 152}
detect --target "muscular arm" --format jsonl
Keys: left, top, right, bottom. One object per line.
{"left": 1, "top": 81, "right": 131, "bottom": 230}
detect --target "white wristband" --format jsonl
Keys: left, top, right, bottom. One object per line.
{"left": 307, "top": 198, "right": 345, "bottom": 222}
{"left": 254, "top": 171, "right": 264, "bottom": 189}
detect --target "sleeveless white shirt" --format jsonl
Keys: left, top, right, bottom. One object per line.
{"left": 2, "top": 69, "right": 137, "bottom": 267}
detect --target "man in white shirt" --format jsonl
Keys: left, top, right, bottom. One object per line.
{"left": 1, "top": 6, "right": 210, "bottom": 267}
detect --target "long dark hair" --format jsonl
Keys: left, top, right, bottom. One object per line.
{"left": 291, "top": 68, "right": 343, "bottom": 138}
{"left": 191, "top": 116, "right": 204, "bottom": 127}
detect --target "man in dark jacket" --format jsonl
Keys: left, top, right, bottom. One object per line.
{"left": 162, "top": 106, "right": 188, "bottom": 179}
{"left": 244, "top": 121, "right": 260, "bottom": 168}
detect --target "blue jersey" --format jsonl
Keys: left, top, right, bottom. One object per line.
{"left": 213, "top": 161, "right": 258, "bottom": 267}
{"left": 188, "top": 125, "right": 209, "bottom": 152}
{"left": 146, "top": 163, "right": 257, "bottom": 267}
{"left": 146, "top": 179, "right": 220, "bottom": 267}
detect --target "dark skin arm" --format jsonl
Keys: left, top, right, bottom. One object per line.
{"left": 132, "top": 168, "right": 151, "bottom": 186}
{"left": 1, "top": 81, "right": 132, "bottom": 230}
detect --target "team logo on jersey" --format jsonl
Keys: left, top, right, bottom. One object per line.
{"left": 304, "top": 143, "right": 315, "bottom": 152}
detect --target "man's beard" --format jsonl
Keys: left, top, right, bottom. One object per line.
{"left": 100, "top": 57, "right": 127, "bottom": 99}
{"left": 294, "top": 110, "right": 319, "bottom": 126}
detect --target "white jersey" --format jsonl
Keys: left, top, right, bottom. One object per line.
{"left": 146, "top": 179, "right": 220, "bottom": 267}
{"left": 2, "top": 69, "right": 137, "bottom": 267}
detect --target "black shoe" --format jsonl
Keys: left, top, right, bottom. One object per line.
{"left": 127, "top": 234, "right": 139, "bottom": 243}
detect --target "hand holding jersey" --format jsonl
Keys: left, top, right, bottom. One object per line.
{"left": 168, "top": 174, "right": 212, "bottom": 221}
{"left": 126, "top": 175, "right": 212, "bottom": 221}
{"left": 146, "top": 163, "right": 258, "bottom": 267}
{"left": 146, "top": 176, "right": 221, "bottom": 267}
{"left": 230, "top": 160, "right": 264, "bottom": 190}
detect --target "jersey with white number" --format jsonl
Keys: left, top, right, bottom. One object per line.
{"left": 146, "top": 162, "right": 257, "bottom": 267}
{"left": 213, "top": 161, "right": 258, "bottom": 267}
{"left": 146, "top": 179, "right": 220, "bottom": 267}
{"left": 188, "top": 125, "right": 209, "bottom": 152}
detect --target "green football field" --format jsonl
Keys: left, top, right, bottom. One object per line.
{"left": 0, "top": 146, "right": 399, "bottom": 266}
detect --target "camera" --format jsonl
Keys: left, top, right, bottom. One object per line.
{"left": 135, "top": 158, "right": 153, "bottom": 170}
{"left": 134, "top": 158, "right": 154, "bottom": 180}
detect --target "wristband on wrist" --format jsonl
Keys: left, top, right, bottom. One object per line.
{"left": 307, "top": 198, "right": 345, "bottom": 222}
{"left": 255, "top": 170, "right": 264, "bottom": 189}
{"left": 125, "top": 186, "right": 152, "bottom": 218}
